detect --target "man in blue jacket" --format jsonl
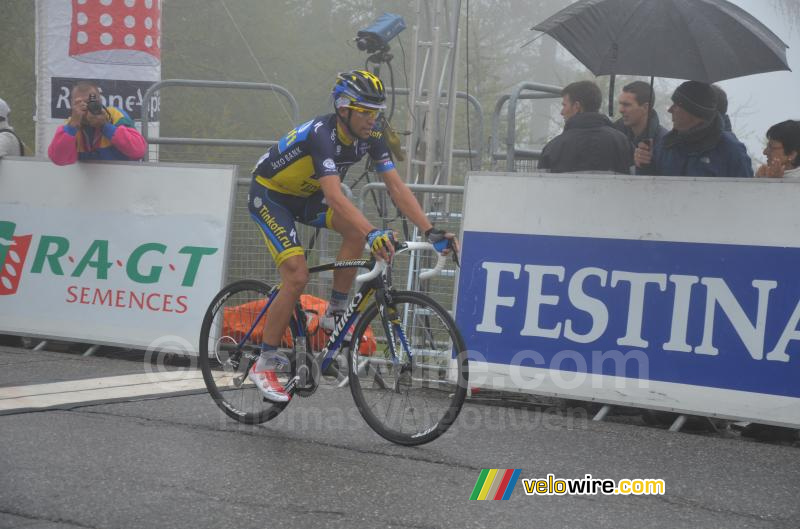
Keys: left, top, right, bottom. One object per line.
{"left": 634, "top": 81, "right": 753, "bottom": 177}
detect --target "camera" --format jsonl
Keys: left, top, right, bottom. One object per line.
{"left": 355, "top": 13, "right": 406, "bottom": 54}
{"left": 86, "top": 93, "right": 105, "bottom": 115}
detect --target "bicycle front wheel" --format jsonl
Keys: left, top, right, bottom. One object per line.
{"left": 199, "top": 280, "right": 297, "bottom": 424}
{"left": 348, "top": 291, "right": 469, "bottom": 445}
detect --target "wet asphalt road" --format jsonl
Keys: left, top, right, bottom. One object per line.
{"left": 0, "top": 345, "right": 798, "bottom": 529}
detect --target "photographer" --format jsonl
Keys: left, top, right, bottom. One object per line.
{"left": 47, "top": 82, "right": 147, "bottom": 166}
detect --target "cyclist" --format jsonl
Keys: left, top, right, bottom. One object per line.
{"left": 247, "top": 69, "right": 458, "bottom": 402}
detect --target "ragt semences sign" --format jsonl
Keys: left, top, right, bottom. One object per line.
{"left": 0, "top": 159, "right": 236, "bottom": 352}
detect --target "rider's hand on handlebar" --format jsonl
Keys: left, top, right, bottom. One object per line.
{"left": 366, "top": 229, "right": 397, "bottom": 262}
{"left": 425, "top": 226, "right": 460, "bottom": 265}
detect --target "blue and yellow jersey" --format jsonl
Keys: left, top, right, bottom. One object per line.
{"left": 252, "top": 113, "right": 395, "bottom": 197}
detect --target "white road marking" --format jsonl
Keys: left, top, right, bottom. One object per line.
{"left": 0, "top": 371, "right": 210, "bottom": 412}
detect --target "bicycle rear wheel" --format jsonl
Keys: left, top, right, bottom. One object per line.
{"left": 348, "top": 290, "right": 469, "bottom": 445}
{"left": 199, "top": 280, "right": 297, "bottom": 424}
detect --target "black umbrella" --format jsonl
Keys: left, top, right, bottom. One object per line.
{"left": 532, "top": 0, "right": 791, "bottom": 118}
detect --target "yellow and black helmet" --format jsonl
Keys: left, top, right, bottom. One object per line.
{"left": 332, "top": 69, "right": 387, "bottom": 110}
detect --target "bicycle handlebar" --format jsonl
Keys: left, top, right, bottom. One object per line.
{"left": 355, "top": 241, "right": 448, "bottom": 285}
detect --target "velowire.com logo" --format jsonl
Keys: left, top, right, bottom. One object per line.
{"left": 469, "top": 469, "right": 522, "bottom": 501}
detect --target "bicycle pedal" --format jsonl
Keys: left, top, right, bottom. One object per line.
{"left": 281, "top": 376, "right": 299, "bottom": 395}
{"left": 232, "top": 374, "right": 246, "bottom": 388}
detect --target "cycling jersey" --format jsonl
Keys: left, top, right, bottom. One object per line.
{"left": 252, "top": 113, "right": 395, "bottom": 197}
{"left": 249, "top": 113, "right": 395, "bottom": 267}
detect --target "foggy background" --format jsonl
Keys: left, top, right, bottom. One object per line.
{"left": 1, "top": 0, "right": 797, "bottom": 173}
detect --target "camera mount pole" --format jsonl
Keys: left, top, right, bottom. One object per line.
{"left": 404, "top": 0, "right": 462, "bottom": 189}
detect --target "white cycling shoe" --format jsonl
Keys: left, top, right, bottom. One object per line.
{"left": 248, "top": 362, "right": 290, "bottom": 403}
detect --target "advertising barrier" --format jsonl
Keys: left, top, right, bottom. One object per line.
{"left": 0, "top": 158, "right": 235, "bottom": 353}
{"left": 456, "top": 173, "right": 800, "bottom": 428}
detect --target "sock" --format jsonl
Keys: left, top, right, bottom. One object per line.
{"left": 326, "top": 289, "right": 349, "bottom": 315}
{"left": 255, "top": 343, "right": 278, "bottom": 371}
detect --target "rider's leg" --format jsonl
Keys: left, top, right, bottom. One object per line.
{"left": 319, "top": 211, "right": 365, "bottom": 338}
{"left": 248, "top": 254, "right": 308, "bottom": 402}
{"left": 262, "top": 254, "right": 309, "bottom": 346}
{"left": 247, "top": 187, "right": 309, "bottom": 401}
{"left": 330, "top": 209, "right": 366, "bottom": 294}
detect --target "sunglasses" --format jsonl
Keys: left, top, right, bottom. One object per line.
{"left": 346, "top": 106, "right": 381, "bottom": 119}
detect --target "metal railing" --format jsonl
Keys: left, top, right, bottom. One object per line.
{"left": 388, "top": 87, "right": 484, "bottom": 167}
{"left": 489, "top": 82, "right": 563, "bottom": 172}
{"left": 141, "top": 79, "right": 300, "bottom": 162}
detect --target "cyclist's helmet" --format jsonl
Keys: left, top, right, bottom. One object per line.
{"left": 332, "top": 70, "right": 387, "bottom": 111}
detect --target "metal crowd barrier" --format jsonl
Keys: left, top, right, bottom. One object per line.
{"left": 140, "top": 79, "right": 300, "bottom": 162}
{"left": 387, "top": 87, "right": 484, "bottom": 166}
{"left": 489, "top": 82, "right": 563, "bottom": 172}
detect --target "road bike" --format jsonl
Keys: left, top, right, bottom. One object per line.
{"left": 198, "top": 241, "right": 468, "bottom": 446}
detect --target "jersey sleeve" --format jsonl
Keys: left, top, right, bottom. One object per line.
{"left": 367, "top": 130, "right": 395, "bottom": 173}
{"left": 307, "top": 121, "right": 341, "bottom": 179}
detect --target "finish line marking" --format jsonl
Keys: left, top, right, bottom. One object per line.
{"left": 0, "top": 371, "right": 212, "bottom": 413}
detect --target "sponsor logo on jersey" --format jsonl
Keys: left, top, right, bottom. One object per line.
{"left": 323, "top": 158, "right": 336, "bottom": 171}
{"left": 258, "top": 206, "right": 295, "bottom": 249}
{"left": 270, "top": 146, "right": 303, "bottom": 171}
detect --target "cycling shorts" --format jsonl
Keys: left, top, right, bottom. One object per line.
{"left": 248, "top": 181, "right": 334, "bottom": 267}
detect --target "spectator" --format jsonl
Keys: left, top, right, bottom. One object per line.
{"left": 47, "top": 82, "right": 146, "bottom": 166}
{"left": 539, "top": 80, "right": 632, "bottom": 174}
{"left": 635, "top": 81, "right": 753, "bottom": 177}
{"left": 755, "top": 120, "right": 800, "bottom": 178}
{"left": 711, "top": 84, "right": 733, "bottom": 133}
{"left": 0, "top": 98, "right": 25, "bottom": 157}
{"left": 614, "top": 81, "right": 667, "bottom": 149}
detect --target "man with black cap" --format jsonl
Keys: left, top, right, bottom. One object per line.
{"left": 711, "top": 84, "right": 734, "bottom": 134}
{"left": 634, "top": 81, "right": 752, "bottom": 177}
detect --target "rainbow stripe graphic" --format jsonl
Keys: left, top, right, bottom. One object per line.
{"left": 470, "top": 469, "right": 521, "bottom": 500}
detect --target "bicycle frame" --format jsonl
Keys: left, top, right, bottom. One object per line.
{"left": 227, "top": 258, "right": 380, "bottom": 391}
{"left": 235, "top": 242, "right": 448, "bottom": 392}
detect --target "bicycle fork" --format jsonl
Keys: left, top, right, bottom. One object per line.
{"left": 377, "top": 294, "right": 414, "bottom": 393}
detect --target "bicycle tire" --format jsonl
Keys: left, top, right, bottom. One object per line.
{"left": 199, "top": 279, "right": 298, "bottom": 424}
{"left": 348, "top": 290, "right": 469, "bottom": 445}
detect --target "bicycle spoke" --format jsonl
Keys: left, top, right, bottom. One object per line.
{"left": 348, "top": 291, "right": 468, "bottom": 445}
{"left": 199, "top": 280, "right": 297, "bottom": 424}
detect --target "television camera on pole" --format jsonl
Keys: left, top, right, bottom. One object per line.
{"left": 354, "top": 13, "right": 406, "bottom": 124}
{"left": 356, "top": 13, "right": 406, "bottom": 64}
{"left": 350, "top": 12, "right": 407, "bottom": 226}
{"left": 353, "top": 5, "right": 462, "bottom": 187}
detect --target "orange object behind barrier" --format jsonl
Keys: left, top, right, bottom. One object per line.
{"left": 222, "top": 294, "right": 376, "bottom": 355}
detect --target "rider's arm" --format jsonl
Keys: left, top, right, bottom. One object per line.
{"left": 380, "top": 168, "right": 434, "bottom": 234}
{"left": 367, "top": 129, "right": 434, "bottom": 235}
{"left": 380, "top": 167, "right": 460, "bottom": 255}
{"left": 318, "top": 174, "right": 375, "bottom": 238}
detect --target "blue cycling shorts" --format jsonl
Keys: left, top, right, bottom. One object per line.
{"left": 248, "top": 181, "right": 334, "bottom": 267}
